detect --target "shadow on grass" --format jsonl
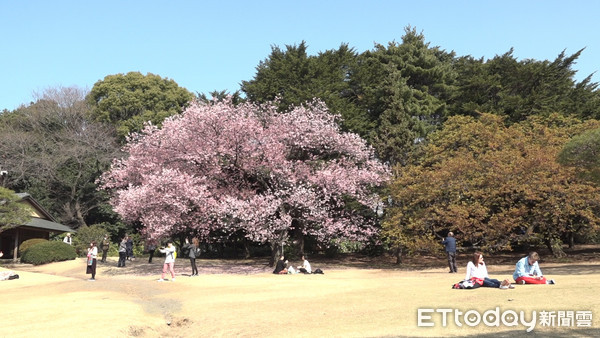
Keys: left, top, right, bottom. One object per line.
{"left": 464, "top": 327, "right": 600, "bottom": 337}
{"left": 488, "top": 264, "right": 600, "bottom": 277}
{"left": 4, "top": 244, "right": 599, "bottom": 277}
{"left": 99, "top": 257, "right": 272, "bottom": 277}
{"left": 95, "top": 255, "right": 600, "bottom": 278}
{"left": 342, "top": 244, "right": 600, "bottom": 273}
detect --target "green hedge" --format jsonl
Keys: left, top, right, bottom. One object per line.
{"left": 19, "top": 238, "right": 48, "bottom": 255}
{"left": 20, "top": 241, "right": 77, "bottom": 265}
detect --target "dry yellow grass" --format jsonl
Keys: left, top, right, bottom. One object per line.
{"left": 1, "top": 257, "right": 599, "bottom": 337}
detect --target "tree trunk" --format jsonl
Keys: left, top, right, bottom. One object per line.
{"left": 293, "top": 222, "right": 304, "bottom": 257}
{"left": 546, "top": 237, "right": 566, "bottom": 258}
{"left": 233, "top": 238, "right": 239, "bottom": 257}
{"left": 75, "top": 201, "right": 87, "bottom": 228}
{"left": 395, "top": 245, "right": 403, "bottom": 265}
{"left": 243, "top": 238, "right": 251, "bottom": 259}
{"left": 269, "top": 231, "right": 286, "bottom": 267}
{"left": 568, "top": 233, "right": 574, "bottom": 249}
{"left": 269, "top": 242, "right": 281, "bottom": 267}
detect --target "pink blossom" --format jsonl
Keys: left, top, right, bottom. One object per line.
{"left": 100, "top": 99, "right": 390, "bottom": 245}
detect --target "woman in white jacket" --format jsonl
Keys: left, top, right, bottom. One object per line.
{"left": 86, "top": 241, "right": 98, "bottom": 281}
{"left": 158, "top": 242, "right": 176, "bottom": 282}
{"left": 297, "top": 255, "right": 311, "bottom": 274}
{"left": 465, "top": 251, "right": 512, "bottom": 289}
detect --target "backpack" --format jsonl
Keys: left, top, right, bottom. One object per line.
{"left": 313, "top": 268, "right": 324, "bottom": 274}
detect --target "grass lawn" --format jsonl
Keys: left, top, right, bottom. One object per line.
{"left": 1, "top": 249, "right": 599, "bottom": 337}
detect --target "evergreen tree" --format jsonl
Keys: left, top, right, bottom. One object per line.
{"left": 0, "top": 187, "right": 31, "bottom": 234}
{"left": 361, "top": 27, "right": 457, "bottom": 165}
{"left": 87, "top": 72, "right": 194, "bottom": 141}
{"left": 452, "top": 48, "right": 600, "bottom": 122}
{"left": 241, "top": 42, "right": 366, "bottom": 134}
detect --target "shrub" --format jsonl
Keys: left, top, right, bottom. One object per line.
{"left": 129, "top": 233, "right": 145, "bottom": 258}
{"left": 107, "top": 243, "right": 119, "bottom": 257}
{"left": 20, "top": 241, "right": 77, "bottom": 265}
{"left": 19, "top": 238, "right": 48, "bottom": 255}
{"left": 72, "top": 225, "right": 108, "bottom": 257}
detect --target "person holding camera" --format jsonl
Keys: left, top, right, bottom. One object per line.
{"left": 157, "top": 242, "right": 177, "bottom": 282}
{"left": 101, "top": 234, "right": 110, "bottom": 263}
{"left": 117, "top": 236, "right": 127, "bottom": 267}
{"left": 184, "top": 237, "right": 201, "bottom": 276}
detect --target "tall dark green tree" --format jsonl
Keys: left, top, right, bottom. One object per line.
{"left": 242, "top": 42, "right": 370, "bottom": 134}
{"left": 242, "top": 28, "right": 457, "bottom": 166}
{"left": 196, "top": 90, "right": 244, "bottom": 105}
{"left": 242, "top": 41, "right": 312, "bottom": 110}
{"left": 87, "top": 72, "right": 194, "bottom": 141}
{"left": 452, "top": 48, "right": 600, "bottom": 122}
{"left": 359, "top": 27, "right": 457, "bottom": 165}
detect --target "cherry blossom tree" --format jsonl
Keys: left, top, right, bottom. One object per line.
{"left": 100, "top": 99, "right": 389, "bottom": 263}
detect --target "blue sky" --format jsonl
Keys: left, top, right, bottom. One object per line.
{"left": 1, "top": 0, "right": 598, "bottom": 111}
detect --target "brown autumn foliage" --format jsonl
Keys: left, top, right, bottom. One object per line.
{"left": 384, "top": 113, "right": 600, "bottom": 258}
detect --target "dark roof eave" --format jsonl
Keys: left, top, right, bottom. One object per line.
{"left": 20, "top": 218, "right": 75, "bottom": 233}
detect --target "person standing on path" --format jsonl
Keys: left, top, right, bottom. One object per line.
{"left": 158, "top": 242, "right": 176, "bottom": 282}
{"left": 86, "top": 241, "right": 98, "bottom": 281}
{"left": 101, "top": 234, "right": 110, "bottom": 263}
{"left": 126, "top": 236, "right": 134, "bottom": 261}
{"left": 184, "top": 237, "right": 201, "bottom": 276}
{"left": 146, "top": 240, "right": 157, "bottom": 263}
{"left": 117, "top": 236, "right": 127, "bottom": 267}
{"left": 442, "top": 232, "right": 457, "bottom": 273}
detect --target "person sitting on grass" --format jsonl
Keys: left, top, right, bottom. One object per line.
{"left": 513, "top": 251, "right": 555, "bottom": 285}
{"left": 273, "top": 255, "right": 288, "bottom": 274}
{"left": 465, "top": 251, "right": 513, "bottom": 289}
{"left": 297, "top": 255, "right": 312, "bottom": 274}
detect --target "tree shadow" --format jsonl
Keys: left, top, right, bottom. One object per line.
{"left": 489, "top": 264, "right": 600, "bottom": 277}
{"left": 464, "top": 327, "right": 600, "bottom": 337}
{"left": 99, "top": 257, "right": 272, "bottom": 276}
